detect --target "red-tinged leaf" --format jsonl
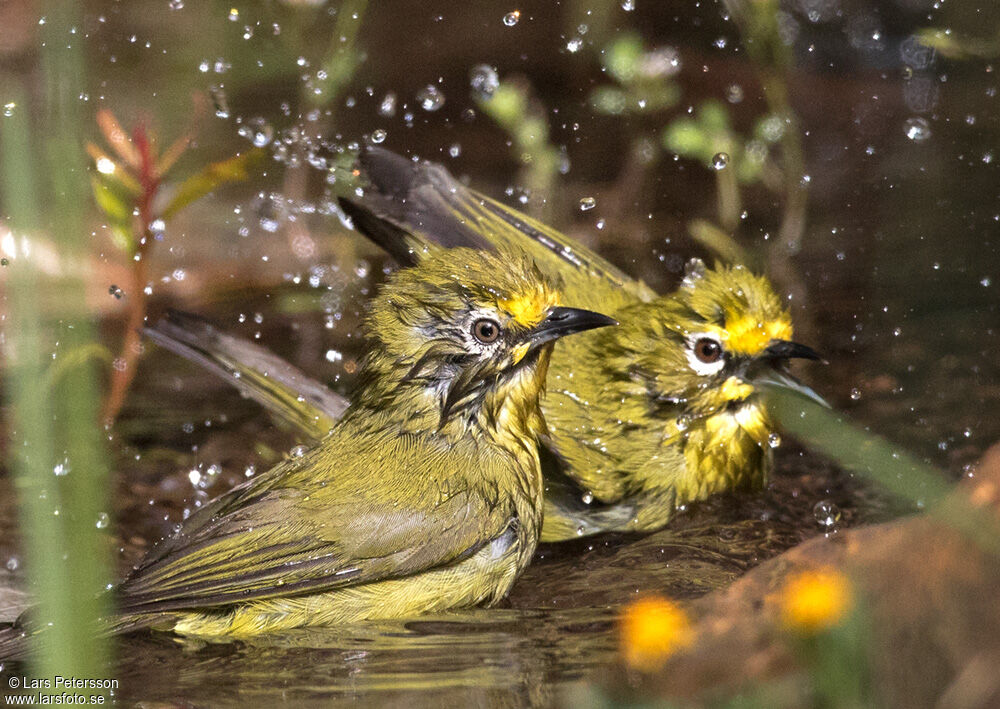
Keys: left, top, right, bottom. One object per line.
{"left": 161, "top": 148, "right": 265, "bottom": 220}
{"left": 156, "top": 132, "right": 192, "bottom": 178}
{"left": 97, "top": 109, "right": 142, "bottom": 170}
{"left": 131, "top": 122, "right": 159, "bottom": 191}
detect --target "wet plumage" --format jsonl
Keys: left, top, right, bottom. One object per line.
{"left": 3, "top": 248, "right": 612, "bottom": 649}
{"left": 337, "top": 148, "right": 823, "bottom": 541}
{"left": 144, "top": 148, "right": 822, "bottom": 544}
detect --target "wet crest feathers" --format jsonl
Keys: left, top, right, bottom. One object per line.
{"left": 351, "top": 247, "right": 559, "bottom": 433}
{"left": 597, "top": 262, "right": 794, "bottom": 415}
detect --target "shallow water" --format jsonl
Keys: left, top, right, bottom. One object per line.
{"left": 2, "top": 0, "right": 999, "bottom": 705}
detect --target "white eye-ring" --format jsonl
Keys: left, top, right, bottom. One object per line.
{"left": 462, "top": 309, "right": 505, "bottom": 353}
{"left": 685, "top": 333, "right": 726, "bottom": 376}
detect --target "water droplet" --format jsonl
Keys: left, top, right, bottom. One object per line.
{"left": 621, "top": 0, "right": 635, "bottom": 11}
{"left": 95, "top": 512, "right": 110, "bottom": 529}
{"left": 378, "top": 92, "right": 397, "bottom": 117}
{"left": 93, "top": 156, "right": 117, "bottom": 175}
{"left": 417, "top": 84, "right": 445, "bottom": 111}
{"left": 209, "top": 85, "right": 230, "bottom": 119}
{"left": 5, "top": 556, "right": 19, "bottom": 572}
{"left": 503, "top": 10, "right": 521, "bottom": 26}
{"left": 253, "top": 192, "right": 287, "bottom": 233}
{"left": 109, "top": 284, "right": 123, "bottom": 299}
{"left": 290, "top": 445, "right": 308, "bottom": 458}
{"left": 370, "top": 128, "right": 387, "bottom": 144}
{"left": 227, "top": 7, "right": 239, "bottom": 21}
{"left": 637, "top": 48, "right": 681, "bottom": 79}
{"left": 726, "top": 84, "right": 744, "bottom": 103}
{"left": 238, "top": 117, "right": 273, "bottom": 147}
{"left": 767, "top": 432, "right": 781, "bottom": 448}
{"left": 813, "top": 500, "right": 841, "bottom": 529}
{"left": 325, "top": 349, "right": 343, "bottom": 363}
{"left": 448, "top": 143, "right": 462, "bottom": 158}
{"left": 581, "top": 491, "right": 594, "bottom": 505}
{"left": 675, "top": 414, "right": 691, "bottom": 432}
{"left": 53, "top": 460, "right": 70, "bottom": 476}
{"left": 579, "top": 196, "right": 596, "bottom": 211}
{"left": 711, "top": 152, "right": 730, "bottom": 170}
{"left": 713, "top": 37, "right": 728, "bottom": 49}
{"left": 3, "top": 102, "right": 16, "bottom": 117}
{"left": 849, "top": 387, "right": 862, "bottom": 401}
{"left": 149, "top": 219, "right": 166, "bottom": 240}
{"left": 903, "top": 116, "right": 931, "bottom": 142}
{"left": 470, "top": 64, "right": 499, "bottom": 101}
{"left": 566, "top": 37, "right": 583, "bottom": 53}
{"left": 168, "top": 0, "right": 184, "bottom": 9}
{"left": 575, "top": 525, "right": 586, "bottom": 536}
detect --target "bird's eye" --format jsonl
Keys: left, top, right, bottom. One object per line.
{"left": 693, "top": 337, "right": 723, "bottom": 364}
{"left": 472, "top": 318, "right": 501, "bottom": 344}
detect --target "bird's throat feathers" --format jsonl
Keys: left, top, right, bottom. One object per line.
{"left": 351, "top": 341, "right": 551, "bottom": 444}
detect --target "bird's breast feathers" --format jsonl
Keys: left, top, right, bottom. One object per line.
{"left": 677, "top": 399, "right": 773, "bottom": 501}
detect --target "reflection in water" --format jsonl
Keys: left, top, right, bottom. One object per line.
{"left": 117, "top": 609, "right": 615, "bottom": 706}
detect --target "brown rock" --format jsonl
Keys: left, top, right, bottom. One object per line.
{"left": 610, "top": 443, "right": 1000, "bottom": 708}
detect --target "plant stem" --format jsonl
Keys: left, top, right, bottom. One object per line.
{"left": 101, "top": 251, "right": 148, "bottom": 425}
{"left": 760, "top": 73, "right": 808, "bottom": 254}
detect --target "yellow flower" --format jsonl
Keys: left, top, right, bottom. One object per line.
{"left": 780, "top": 567, "right": 853, "bottom": 634}
{"left": 619, "top": 595, "right": 694, "bottom": 671}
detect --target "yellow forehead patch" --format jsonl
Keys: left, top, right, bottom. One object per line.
{"left": 722, "top": 312, "right": 793, "bottom": 356}
{"left": 498, "top": 287, "right": 556, "bottom": 328}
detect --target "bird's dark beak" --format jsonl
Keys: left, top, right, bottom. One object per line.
{"left": 761, "top": 339, "right": 824, "bottom": 362}
{"left": 528, "top": 306, "right": 617, "bottom": 347}
{"left": 753, "top": 339, "right": 829, "bottom": 407}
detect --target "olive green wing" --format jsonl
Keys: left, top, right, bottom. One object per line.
{"left": 116, "top": 433, "right": 512, "bottom": 614}
{"left": 536, "top": 439, "right": 638, "bottom": 542}
{"left": 339, "top": 147, "right": 657, "bottom": 304}
{"left": 144, "top": 311, "right": 345, "bottom": 442}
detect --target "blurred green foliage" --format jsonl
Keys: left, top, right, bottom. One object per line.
{"left": 589, "top": 33, "right": 680, "bottom": 116}
{"left": 476, "top": 79, "right": 561, "bottom": 221}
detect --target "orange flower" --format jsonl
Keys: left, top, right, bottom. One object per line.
{"left": 619, "top": 595, "right": 694, "bottom": 671}
{"left": 780, "top": 567, "right": 853, "bottom": 634}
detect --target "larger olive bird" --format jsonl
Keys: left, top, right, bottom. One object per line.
{"left": 147, "top": 148, "right": 824, "bottom": 543}
{"left": 0, "top": 248, "right": 612, "bottom": 651}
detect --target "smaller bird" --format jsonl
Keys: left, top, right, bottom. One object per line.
{"left": 2, "top": 247, "right": 613, "bottom": 649}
